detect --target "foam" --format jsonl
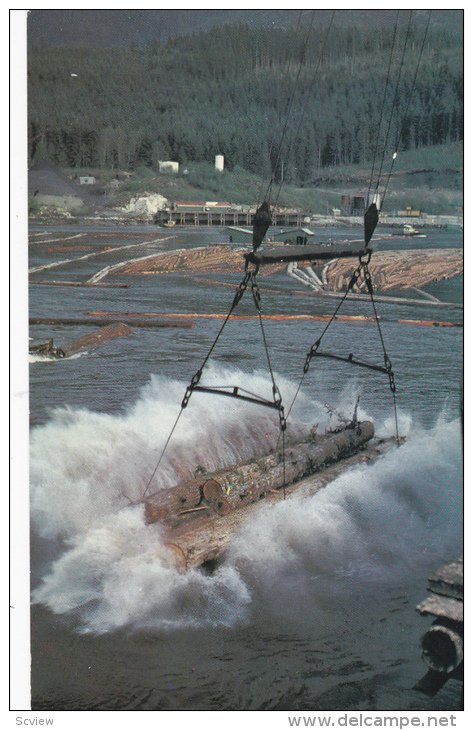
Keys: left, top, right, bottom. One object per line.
{"left": 30, "top": 367, "right": 461, "bottom": 633}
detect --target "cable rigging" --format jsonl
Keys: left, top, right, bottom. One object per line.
{"left": 253, "top": 10, "right": 323, "bottom": 253}
{"left": 365, "top": 10, "right": 432, "bottom": 232}
{"left": 283, "top": 11, "right": 432, "bottom": 446}
{"left": 142, "top": 11, "right": 433, "bottom": 501}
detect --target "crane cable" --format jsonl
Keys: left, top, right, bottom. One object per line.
{"left": 380, "top": 11, "right": 432, "bottom": 210}
{"left": 263, "top": 10, "right": 317, "bottom": 206}
{"left": 273, "top": 10, "right": 337, "bottom": 209}
{"left": 366, "top": 10, "right": 401, "bottom": 208}
{"left": 284, "top": 12, "right": 435, "bottom": 444}
{"left": 255, "top": 10, "right": 305, "bottom": 209}
{"left": 372, "top": 11, "right": 414, "bottom": 205}
{"left": 367, "top": 10, "right": 432, "bottom": 217}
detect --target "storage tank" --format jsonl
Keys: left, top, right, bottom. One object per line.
{"left": 215, "top": 155, "right": 224, "bottom": 172}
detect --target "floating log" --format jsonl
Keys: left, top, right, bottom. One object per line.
{"left": 83, "top": 310, "right": 463, "bottom": 327}
{"left": 398, "top": 319, "right": 462, "bottom": 328}
{"left": 311, "top": 288, "right": 462, "bottom": 309}
{"left": 62, "top": 322, "right": 133, "bottom": 356}
{"left": 29, "top": 338, "right": 65, "bottom": 358}
{"left": 29, "top": 317, "right": 193, "bottom": 329}
{"left": 84, "top": 310, "right": 379, "bottom": 323}
{"left": 144, "top": 421, "right": 375, "bottom": 568}
{"left": 29, "top": 323, "right": 134, "bottom": 359}
{"left": 31, "top": 280, "right": 130, "bottom": 288}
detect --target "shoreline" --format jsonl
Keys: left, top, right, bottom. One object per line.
{"left": 28, "top": 212, "right": 463, "bottom": 229}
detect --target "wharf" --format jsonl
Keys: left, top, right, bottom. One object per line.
{"left": 155, "top": 210, "right": 304, "bottom": 227}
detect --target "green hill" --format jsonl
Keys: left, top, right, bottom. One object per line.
{"left": 61, "top": 139, "right": 461, "bottom": 216}
{"left": 28, "top": 18, "right": 462, "bottom": 183}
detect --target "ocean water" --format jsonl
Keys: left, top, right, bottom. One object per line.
{"left": 29, "top": 224, "right": 463, "bottom": 710}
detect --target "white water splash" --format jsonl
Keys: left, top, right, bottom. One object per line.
{"left": 30, "top": 368, "right": 461, "bottom": 633}
{"left": 228, "top": 417, "right": 461, "bottom": 586}
{"left": 29, "top": 352, "right": 86, "bottom": 364}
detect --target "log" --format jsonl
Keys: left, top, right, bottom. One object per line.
{"left": 61, "top": 322, "right": 133, "bottom": 356}
{"left": 417, "top": 595, "right": 463, "bottom": 624}
{"left": 144, "top": 480, "right": 204, "bottom": 523}
{"left": 421, "top": 625, "right": 463, "bottom": 674}
{"left": 29, "top": 338, "right": 65, "bottom": 358}
{"left": 29, "top": 317, "right": 193, "bottom": 329}
{"left": 84, "top": 310, "right": 378, "bottom": 323}
{"left": 144, "top": 422, "right": 376, "bottom": 568}
{"left": 31, "top": 280, "right": 130, "bottom": 288}
{"left": 428, "top": 558, "right": 463, "bottom": 600}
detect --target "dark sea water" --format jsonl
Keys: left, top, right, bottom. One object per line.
{"left": 29, "top": 224, "right": 463, "bottom": 711}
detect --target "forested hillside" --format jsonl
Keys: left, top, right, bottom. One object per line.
{"left": 28, "top": 19, "right": 462, "bottom": 184}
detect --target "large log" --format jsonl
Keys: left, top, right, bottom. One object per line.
{"left": 62, "top": 322, "right": 133, "bottom": 356}
{"left": 144, "top": 421, "right": 376, "bottom": 568}
{"left": 428, "top": 558, "right": 463, "bottom": 600}
{"left": 29, "top": 317, "right": 193, "bottom": 329}
{"left": 144, "top": 479, "right": 205, "bottom": 523}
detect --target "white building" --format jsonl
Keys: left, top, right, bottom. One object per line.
{"left": 158, "top": 160, "right": 179, "bottom": 174}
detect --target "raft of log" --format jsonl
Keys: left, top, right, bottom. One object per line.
{"left": 89, "top": 245, "right": 462, "bottom": 299}
{"left": 144, "top": 421, "right": 375, "bottom": 569}
{"left": 96, "top": 246, "right": 283, "bottom": 278}
{"left": 325, "top": 248, "right": 463, "bottom": 293}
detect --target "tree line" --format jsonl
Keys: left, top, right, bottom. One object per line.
{"left": 28, "top": 21, "right": 463, "bottom": 183}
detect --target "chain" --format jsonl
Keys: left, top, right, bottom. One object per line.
{"left": 181, "top": 270, "right": 253, "bottom": 411}
{"left": 301, "top": 262, "right": 364, "bottom": 378}
{"left": 286, "top": 250, "right": 401, "bottom": 449}
{"left": 251, "top": 271, "right": 287, "bottom": 500}
{"left": 250, "top": 271, "right": 287, "bottom": 434}
{"left": 359, "top": 259, "right": 400, "bottom": 447}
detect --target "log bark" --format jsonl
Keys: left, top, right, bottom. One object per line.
{"left": 144, "top": 421, "right": 377, "bottom": 568}
{"left": 144, "top": 480, "right": 204, "bottom": 523}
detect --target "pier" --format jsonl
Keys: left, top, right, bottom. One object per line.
{"left": 155, "top": 209, "right": 304, "bottom": 227}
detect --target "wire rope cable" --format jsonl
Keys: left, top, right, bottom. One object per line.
{"left": 254, "top": 10, "right": 305, "bottom": 208}
{"left": 273, "top": 10, "right": 337, "bottom": 208}
{"left": 380, "top": 11, "right": 432, "bottom": 209}
{"left": 366, "top": 10, "right": 401, "bottom": 207}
